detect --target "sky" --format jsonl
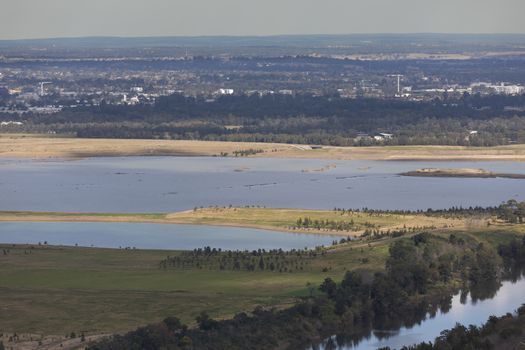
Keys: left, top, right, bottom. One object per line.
{"left": 1, "top": 0, "right": 524, "bottom": 40}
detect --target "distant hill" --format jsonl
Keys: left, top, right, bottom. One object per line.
{"left": 1, "top": 33, "right": 525, "bottom": 49}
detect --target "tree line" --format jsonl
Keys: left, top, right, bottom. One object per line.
{"left": 334, "top": 200, "right": 525, "bottom": 222}
{"left": 87, "top": 231, "right": 520, "bottom": 350}
{"left": 5, "top": 93, "right": 525, "bottom": 146}
{"left": 159, "top": 246, "right": 324, "bottom": 273}
{"left": 294, "top": 217, "right": 376, "bottom": 232}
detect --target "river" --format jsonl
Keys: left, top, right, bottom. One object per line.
{"left": 313, "top": 275, "right": 525, "bottom": 350}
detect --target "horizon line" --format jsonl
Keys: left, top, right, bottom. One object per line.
{"left": 2, "top": 32, "right": 525, "bottom": 42}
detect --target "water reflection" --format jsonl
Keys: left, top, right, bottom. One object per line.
{"left": 313, "top": 274, "right": 525, "bottom": 350}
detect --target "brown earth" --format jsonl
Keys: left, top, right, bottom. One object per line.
{"left": 2, "top": 136, "right": 525, "bottom": 161}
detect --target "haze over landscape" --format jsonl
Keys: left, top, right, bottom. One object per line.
{"left": 1, "top": 0, "right": 525, "bottom": 39}
{"left": 1, "top": 1, "right": 525, "bottom": 350}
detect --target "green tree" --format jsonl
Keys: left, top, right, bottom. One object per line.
{"left": 319, "top": 277, "right": 337, "bottom": 298}
{"left": 196, "top": 312, "right": 218, "bottom": 331}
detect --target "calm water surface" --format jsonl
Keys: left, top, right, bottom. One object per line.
{"left": 1, "top": 157, "right": 525, "bottom": 212}
{"left": 0, "top": 221, "right": 335, "bottom": 250}
{"left": 2, "top": 156, "right": 525, "bottom": 350}
{"left": 316, "top": 276, "right": 525, "bottom": 350}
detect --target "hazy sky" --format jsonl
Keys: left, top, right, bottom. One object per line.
{"left": 1, "top": 0, "right": 524, "bottom": 40}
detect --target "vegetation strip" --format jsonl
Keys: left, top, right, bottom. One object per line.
{"left": 0, "top": 207, "right": 466, "bottom": 237}
{"left": 401, "top": 167, "right": 525, "bottom": 179}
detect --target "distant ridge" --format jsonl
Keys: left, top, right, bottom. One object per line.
{"left": 1, "top": 33, "right": 525, "bottom": 48}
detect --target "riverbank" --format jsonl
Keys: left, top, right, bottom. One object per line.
{"left": 401, "top": 167, "right": 525, "bottom": 179}
{"left": 0, "top": 208, "right": 464, "bottom": 237}
{"left": 85, "top": 228, "right": 525, "bottom": 350}
{"left": 3, "top": 135, "right": 525, "bottom": 161}
{"left": 1, "top": 225, "right": 523, "bottom": 346}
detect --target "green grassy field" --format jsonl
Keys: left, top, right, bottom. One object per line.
{"left": 0, "top": 239, "right": 388, "bottom": 335}
{"left": 0, "top": 224, "right": 522, "bottom": 337}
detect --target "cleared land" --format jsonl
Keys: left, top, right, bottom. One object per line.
{"left": 401, "top": 167, "right": 525, "bottom": 179}
{"left": 0, "top": 241, "right": 388, "bottom": 337}
{"left": 0, "top": 208, "right": 465, "bottom": 236}
{"left": 3, "top": 135, "right": 525, "bottom": 160}
{"left": 1, "top": 224, "right": 523, "bottom": 347}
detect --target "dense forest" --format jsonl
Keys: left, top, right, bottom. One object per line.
{"left": 87, "top": 232, "right": 524, "bottom": 350}
{"left": 5, "top": 93, "right": 525, "bottom": 146}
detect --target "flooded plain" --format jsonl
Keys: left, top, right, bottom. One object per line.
{"left": 0, "top": 221, "right": 335, "bottom": 250}
{"left": 1, "top": 156, "right": 525, "bottom": 213}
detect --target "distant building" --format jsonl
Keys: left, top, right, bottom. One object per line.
{"left": 375, "top": 133, "right": 394, "bottom": 141}
{"left": 493, "top": 84, "right": 524, "bottom": 95}
{"left": 356, "top": 132, "right": 371, "bottom": 141}
{"left": 0, "top": 121, "right": 23, "bottom": 126}
{"left": 27, "top": 106, "right": 62, "bottom": 114}
{"left": 471, "top": 82, "right": 524, "bottom": 95}
{"left": 216, "top": 88, "right": 234, "bottom": 95}
{"left": 128, "top": 96, "right": 140, "bottom": 105}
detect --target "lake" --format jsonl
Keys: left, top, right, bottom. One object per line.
{"left": 314, "top": 275, "right": 525, "bottom": 350}
{"left": 0, "top": 221, "right": 335, "bottom": 250}
{"left": 1, "top": 156, "right": 525, "bottom": 212}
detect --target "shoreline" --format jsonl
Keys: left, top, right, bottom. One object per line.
{"left": 2, "top": 136, "right": 525, "bottom": 161}
{"left": 0, "top": 208, "right": 463, "bottom": 237}
{"left": 0, "top": 210, "right": 353, "bottom": 237}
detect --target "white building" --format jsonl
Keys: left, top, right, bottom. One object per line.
{"left": 471, "top": 82, "right": 524, "bottom": 95}
{"left": 130, "top": 87, "right": 144, "bottom": 93}
{"left": 0, "top": 121, "right": 23, "bottom": 126}
{"left": 493, "top": 84, "right": 524, "bottom": 95}
{"left": 217, "top": 88, "right": 234, "bottom": 95}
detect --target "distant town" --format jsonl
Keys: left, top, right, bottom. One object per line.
{"left": 1, "top": 36, "right": 525, "bottom": 118}
{"left": 1, "top": 35, "right": 525, "bottom": 146}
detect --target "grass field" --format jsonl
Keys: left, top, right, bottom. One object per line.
{"left": 1, "top": 223, "right": 524, "bottom": 344}
{"left": 0, "top": 208, "right": 465, "bottom": 236}
{"left": 166, "top": 207, "right": 463, "bottom": 235}
{"left": 2, "top": 135, "right": 525, "bottom": 160}
{"left": 0, "top": 240, "right": 388, "bottom": 336}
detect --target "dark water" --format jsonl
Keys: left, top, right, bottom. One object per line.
{"left": 314, "top": 276, "right": 525, "bottom": 350}
{"left": 0, "top": 221, "right": 335, "bottom": 250}
{"left": 1, "top": 157, "right": 525, "bottom": 212}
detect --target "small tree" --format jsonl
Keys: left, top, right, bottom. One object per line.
{"left": 163, "top": 316, "right": 182, "bottom": 332}
{"left": 319, "top": 277, "right": 337, "bottom": 298}
{"left": 196, "top": 312, "right": 217, "bottom": 330}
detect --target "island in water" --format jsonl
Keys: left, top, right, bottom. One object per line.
{"left": 400, "top": 167, "right": 525, "bottom": 179}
